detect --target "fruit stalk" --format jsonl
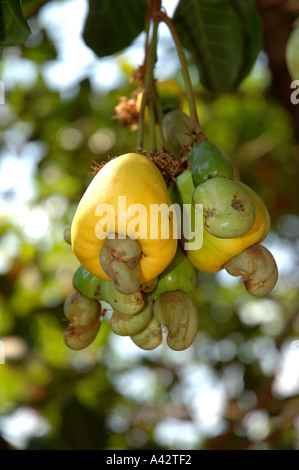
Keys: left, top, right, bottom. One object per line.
{"left": 137, "top": 19, "right": 159, "bottom": 151}
{"left": 161, "top": 14, "right": 200, "bottom": 129}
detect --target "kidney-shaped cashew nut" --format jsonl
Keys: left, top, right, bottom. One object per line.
{"left": 110, "top": 297, "right": 153, "bottom": 336}
{"left": 130, "top": 315, "right": 163, "bottom": 350}
{"left": 63, "top": 292, "right": 102, "bottom": 350}
{"left": 224, "top": 244, "right": 278, "bottom": 297}
{"left": 153, "top": 290, "right": 199, "bottom": 351}
{"left": 100, "top": 236, "right": 141, "bottom": 295}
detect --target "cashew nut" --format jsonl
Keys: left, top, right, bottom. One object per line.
{"left": 153, "top": 290, "right": 199, "bottom": 351}
{"left": 100, "top": 236, "right": 141, "bottom": 295}
{"left": 224, "top": 244, "right": 278, "bottom": 296}
{"left": 63, "top": 292, "right": 101, "bottom": 350}
{"left": 110, "top": 297, "right": 153, "bottom": 336}
{"left": 101, "top": 280, "right": 144, "bottom": 315}
{"left": 130, "top": 315, "right": 162, "bottom": 350}
{"left": 63, "top": 223, "right": 72, "bottom": 245}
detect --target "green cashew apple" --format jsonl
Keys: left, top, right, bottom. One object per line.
{"left": 150, "top": 246, "right": 196, "bottom": 300}
{"left": 162, "top": 110, "right": 200, "bottom": 158}
{"left": 192, "top": 176, "right": 256, "bottom": 239}
{"left": 72, "top": 264, "right": 102, "bottom": 300}
{"left": 190, "top": 140, "right": 234, "bottom": 187}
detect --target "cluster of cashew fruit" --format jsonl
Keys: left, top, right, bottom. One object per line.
{"left": 163, "top": 110, "right": 278, "bottom": 297}
{"left": 63, "top": 153, "right": 199, "bottom": 351}
{"left": 62, "top": 110, "right": 278, "bottom": 352}
{"left": 102, "top": 244, "right": 197, "bottom": 351}
{"left": 64, "top": 226, "right": 198, "bottom": 351}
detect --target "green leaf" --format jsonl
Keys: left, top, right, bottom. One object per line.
{"left": 0, "top": 0, "right": 31, "bottom": 46}
{"left": 82, "top": 0, "right": 147, "bottom": 58}
{"left": 173, "top": 0, "right": 244, "bottom": 93}
{"left": 227, "top": 0, "right": 262, "bottom": 86}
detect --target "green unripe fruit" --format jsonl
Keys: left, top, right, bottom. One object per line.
{"left": 101, "top": 280, "right": 144, "bottom": 315}
{"left": 130, "top": 315, "right": 162, "bottom": 350}
{"left": 162, "top": 110, "right": 199, "bottom": 158}
{"left": 190, "top": 141, "right": 234, "bottom": 187}
{"left": 153, "top": 290, "right": 198, "bottom": 351}
{"left": 150, "top": 247, "right": 196, "bottom": 300}
{"left": 72, "top": 265, "right": 102, "bottom": 300}
{"left": 110, "top": 296, "right": 153, "bottom": 336}
{"left": 192, "top": 177, "right": 256, "bottom": 239}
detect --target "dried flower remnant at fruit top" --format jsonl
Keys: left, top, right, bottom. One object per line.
{"left": 113, "top": 94, "right": 140, "bottom": 130}
{"left": 90, "top": 150, "right": 188, "bottom": 187}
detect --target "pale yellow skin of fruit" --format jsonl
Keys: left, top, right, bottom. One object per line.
{"left": 177, "top": 170, "right": 271, "bottom": 273}
{"left": 71, "top": 153, "right": 177, "bottom": 283}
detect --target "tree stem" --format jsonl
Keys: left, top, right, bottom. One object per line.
{"left": 148, "top": 100, "right": 157, "bottom": 152}
{"left": 153, "top": 79, "right": 164, "bottom": 146}
{"left": 137, "top": 19, "right": 159, "bottom": 151}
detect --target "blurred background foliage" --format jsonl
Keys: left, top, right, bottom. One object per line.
{"left": 0, "top": 0, "right": 299, "bottom": 451}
